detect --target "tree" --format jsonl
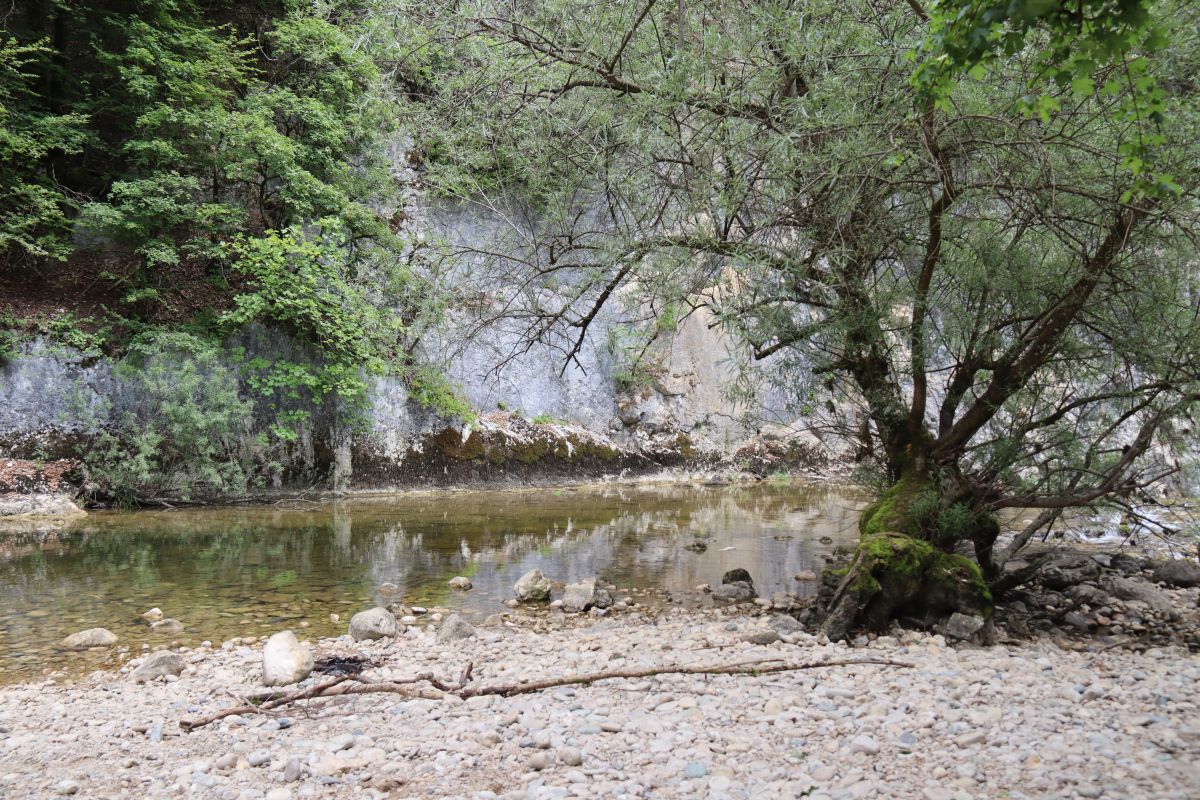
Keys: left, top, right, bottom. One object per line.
{"left": 390, "top": 0, "right": 1200, "bottom": 634}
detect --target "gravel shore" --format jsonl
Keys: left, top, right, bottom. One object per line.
{"left": 2, "top": 604, "right": 1198, "bottom": 800}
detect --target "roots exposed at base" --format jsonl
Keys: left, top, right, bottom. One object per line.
{"left": 818, "top": 533, "right": 993, "bottom": 642}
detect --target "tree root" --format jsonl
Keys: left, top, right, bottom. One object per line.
{"left": 179, "top": 656, "right": 913, "bottom": 732}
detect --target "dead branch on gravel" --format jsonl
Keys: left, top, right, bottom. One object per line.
{"left": 180, "top": 656, "right": 913, "bottom": 732}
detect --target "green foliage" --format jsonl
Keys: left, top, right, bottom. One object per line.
{"left": 222, "top": 220, "right": 402, "bottom": 422}
{"left": 407, "top": 365, "right": 476, "bottom": 422}
{"left": 40, "top": 315, "right": 111, "bottom": 359}
{"left": 0, "top": 37, "right": 87, "bottom": 260}
{"left": 912, "top": 0, "right": 1178, "bottom": 198}
{"left": 86, "top": 332, "right": 269, "bottom": 505}
{"left": 0, "top": 328, "right": 19, "bottom": 365}
{"left": 69, "top": 3, "right": 391, "bottom": 280}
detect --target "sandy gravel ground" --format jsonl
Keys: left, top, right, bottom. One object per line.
{"left": 1, "top": 606, "right": 1198, "bottom": 800}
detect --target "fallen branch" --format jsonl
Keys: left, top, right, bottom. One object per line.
{"left": 180, "top": 656, "right": 912, "bottom": 732}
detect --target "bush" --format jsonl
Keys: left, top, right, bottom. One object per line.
{"left": 85, "top": 332, "right": 274, "bottom": 504}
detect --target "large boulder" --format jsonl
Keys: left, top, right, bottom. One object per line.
{"left": 436, "top": 614, "right": 476, "bottom": 643}
{"left": 262, "top": 631, "right": 314, "bottom": 686}
{"left": 712, "top": 568, "right": 757, "bottom": 602}
{"left": 349, "top": 607, "right": 398, "bottom": 641}
{"left": 1102, "top": 576, "right": 1175, "bottom": 613}
{"left": 1152, "top": 559, "right": 1200, "bottom": 589}
{"left": 514, "top": 569, "right": 553, "bottom": 602}
{"left": 132, "top": 651, "right": 184, "bottom": 682}
{"left": 561, "top": 578, "right": 598, "bottom": 613}
{"left": 62, "top": 628, "right": 117, "bottom": 649}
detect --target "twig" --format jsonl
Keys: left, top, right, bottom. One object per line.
{"left": 180, "top": 656, "right": 912, "bottom": 732}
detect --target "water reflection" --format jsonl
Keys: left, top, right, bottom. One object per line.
{"left": 0, "top": 481, "right": 865, "bottom": 682}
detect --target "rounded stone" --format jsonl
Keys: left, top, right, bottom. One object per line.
{"left": 348, "top": 608, "right": 398, "bottom": 641}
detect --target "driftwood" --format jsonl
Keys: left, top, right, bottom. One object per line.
{"left": 180, "top": 656, "right": 912, "bottom": 732}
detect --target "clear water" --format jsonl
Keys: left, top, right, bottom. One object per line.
{"left": 0, "top": 481, "right": 865, "bottom": 683}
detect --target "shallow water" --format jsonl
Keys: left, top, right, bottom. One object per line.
{"left": 0, "top": 481, "right": 865, "bottom": 683}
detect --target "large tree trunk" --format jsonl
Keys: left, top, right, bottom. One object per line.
{"left": 817, "top": 468, "right": 996, "bottom": 642}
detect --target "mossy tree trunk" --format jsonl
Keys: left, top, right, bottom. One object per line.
{"left": 820, "top": 422, "right": 998, "bottom": 642}
{"left": 819, "top": 453, "right": 998, "bottom": 642}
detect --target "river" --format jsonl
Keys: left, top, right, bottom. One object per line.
{"left": 0, "top": 480, "right": 866, "bottom": 682}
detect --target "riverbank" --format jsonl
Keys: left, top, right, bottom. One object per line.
{"left": 2, "top": 601, "right": 1198, "bottom": 800}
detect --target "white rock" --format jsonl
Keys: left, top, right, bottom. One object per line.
{"left": 448, "top": 576, "right": 473, "bottom": 590}
{"left": 514, "top": 569, "right": 553, "bottom": 602}
{"left": 850, "top": 735, "right": 880, "bottom": 755}
{"left": 437, "top": 614, "right": 477, "bottom": 643}
{"left": 261, "top": 631, "right": 313, "bottom": 687}
{"left": 132, "top": 651, "right": 185, "bottom": 682}
{"left": 348, "top": 608, "right": 398, "bottom": 641}
{"left": 561, "top": 578, "right": 598, "bottom": 613}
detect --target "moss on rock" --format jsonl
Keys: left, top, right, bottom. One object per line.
{"left": 819, "top": 531, "right": 994, "bottom": 640}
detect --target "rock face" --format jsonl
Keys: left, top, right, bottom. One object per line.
{"left": 1153, "top": 559, "right": 1200, "bottom": 588}
{"left": 132, "top": 651, "right": 184, "bottom": 682}
{"left": 561, "top": 578, "right": 598, "bottom": 613}
{"left": 436, "top": 614, "right": 476, "bottom": 643}
{"left": 349, "top": 608, "right": 398, "bottom": 641}
{"left": 261, "top": 631, "right": 314, "bottom": 686}
{"left": 0, "top": 492, "right": 85, "bottom": 521}
{"left": 514, "top": 569, "right": 553, "bottom": 602}
{"left": 448, "top": 576, "right": 473, "bottom": 590}
{"left": 62, "top": 628, "right": 118, "bottom": 649}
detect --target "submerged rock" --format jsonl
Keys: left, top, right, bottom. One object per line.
{"left": 62, "top": 628, "right": 118, "bottom": 649}
{"left": 262, "top": 631, "right": 313, "bottom": 686}
{"left": 349, "top": 608, "right": 398, "bottom": 641}
{"left": 514, "top": 569, "right": 553, "bottom": 602}
{"left": 150, "top": 618, "right": 184, "bottom": 635}
{"left": 132, "top": 651, "right": 184, "bottom": 682}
